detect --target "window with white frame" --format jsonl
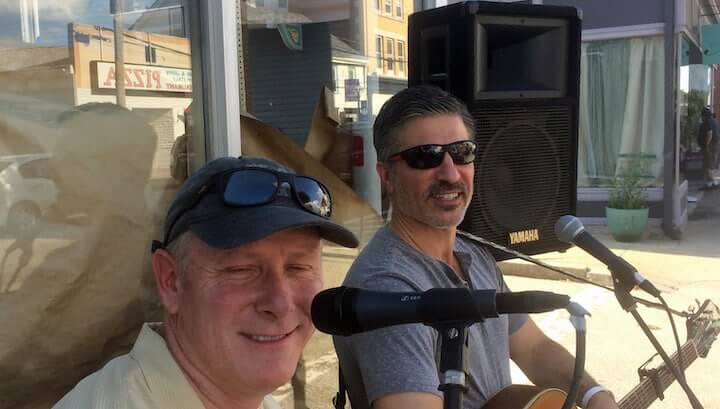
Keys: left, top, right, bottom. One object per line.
{"left": 395, "top": 0, "right": 403, "bottom": 17}
{"left": 386, "top": 37, "right": 394, "bottom": 71}
{"left": 384, "top": 0, "right": 392, "bottom": 14}
{"left": 375, "top": 35, "right": 383, "bottom": 67}
{"left": 397, "top": 40, "right": 405, "bottom": 73}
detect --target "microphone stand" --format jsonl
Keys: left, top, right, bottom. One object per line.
{"left": 433, "top": 322, "right": 470, "bottom": 409}
{"left": 562, "top": 302, "right": 590, "bottom": 409}
{"left": 433, "top": 306, "right": 589, "bottom": 409}
{"left": 609, "top": 271, "right": 704, "bottom": 409}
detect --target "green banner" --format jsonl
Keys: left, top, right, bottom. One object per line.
{"left": 278, "top": 24, "right": 302, "bottom": 51}
{"left": 702, "top": 24, "right": 720, "bottom": 64}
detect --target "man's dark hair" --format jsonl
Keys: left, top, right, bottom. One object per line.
{"left": 373, "top": 85, "right": 475, "bottom": 162}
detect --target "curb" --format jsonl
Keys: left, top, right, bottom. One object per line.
{"left": 499, "top": 259, "right": 613, "bottom": 287}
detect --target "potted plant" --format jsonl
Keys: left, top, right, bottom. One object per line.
{"left": 606, "top": 155, "right": 651, "bottom": 242}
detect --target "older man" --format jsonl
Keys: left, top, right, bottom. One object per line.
{"left": 334, "top": 86, "right": 618, "bottom": 409}
{"left": 54, "top": 156, "right": 358, "bottom": 409}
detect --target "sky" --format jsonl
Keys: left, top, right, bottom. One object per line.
{"left": 0, "top": 0, "right": 172, "bottom": 47}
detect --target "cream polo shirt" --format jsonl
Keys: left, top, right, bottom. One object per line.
{"left": 53, "top": 323, "right": 280, "bottom": 409}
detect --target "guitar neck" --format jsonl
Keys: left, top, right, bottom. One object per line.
{"left": 618, "top": 341, "right": 698, "bottom": 409}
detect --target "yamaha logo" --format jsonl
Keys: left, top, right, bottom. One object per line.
{"left": 509, "top": 229, "right": 540, "bottom": 244}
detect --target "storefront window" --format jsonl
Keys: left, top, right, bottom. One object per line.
{"left": 0, "top": 1, "right": 204, "bottom": 406}
{"left": 578, "top": 36, "right": 664, "bottom": 187}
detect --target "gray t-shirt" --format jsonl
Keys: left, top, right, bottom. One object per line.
{"left": 333, "top": 226, "right": 528, "bottom": 409}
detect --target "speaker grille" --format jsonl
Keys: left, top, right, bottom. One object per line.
{"left": 462, "top": 104, "right": 574, "bottom": 260}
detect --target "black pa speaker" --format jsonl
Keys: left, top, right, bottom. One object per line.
{"left": 409, "top": 1, "right": 581, "bottom": 261}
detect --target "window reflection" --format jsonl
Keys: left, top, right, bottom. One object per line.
{"left": 239, "top": 0, "right": 410, "bottom": 219}
{"left": 236, "top": 1, "right": 412, "bottom": 406}
{"left": 678, "top": 37, "right": 712, "bottom": 183}
{"left": 0, "top": 1, "right": 199, "bottom": 407}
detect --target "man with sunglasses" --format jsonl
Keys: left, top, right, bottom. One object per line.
{"left": 334, "top": 86, "right": 618, "bottom": 409}
{"left": 54, "top": 156, "right": 358, "bottom": 409}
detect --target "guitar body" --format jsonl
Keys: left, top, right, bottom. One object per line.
{"left": 483, "top": 385, "right": 576, "bottom": 409}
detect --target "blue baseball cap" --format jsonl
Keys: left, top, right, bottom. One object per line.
{"left": 156, "top": 156, "right": 358, "bottom": 250}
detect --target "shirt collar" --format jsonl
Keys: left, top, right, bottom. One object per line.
{"left": 131, "top": 323, "right": 278, "bottom": 409}
{"left": 130, "top": 323, "right": 206, "bottom": 408}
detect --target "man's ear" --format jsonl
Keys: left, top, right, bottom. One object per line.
{"left": 376, "top": 161, "right": 394, "bottom": 195}
{"left": 152, "top": 249, "right": 183, "bottom": 315}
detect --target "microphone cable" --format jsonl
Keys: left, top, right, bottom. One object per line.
{"left": 659, "top": 294, "right": 686, "bottom": 381}
{"left": 459, "top": 229, "right": 687, "bottom": 371}
{"left": 457, "top": 230, "right": 688, "bottom": 318}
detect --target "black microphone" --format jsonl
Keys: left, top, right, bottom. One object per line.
{"left": 554, "top": 215, "right": 660, "bottom": 297}
{"left": 311, "top": 286, "right": 570, "bottom": 336}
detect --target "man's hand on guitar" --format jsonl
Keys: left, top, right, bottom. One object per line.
{"left": 585, "top": 389, "right": 619, "bottom": 409}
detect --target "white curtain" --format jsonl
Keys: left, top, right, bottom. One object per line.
{"left": 578, "top": 36, "right": 665, "bottom": 186}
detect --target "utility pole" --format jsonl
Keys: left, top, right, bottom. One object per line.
{"left": 19, "top": 0, "right": 40, "bottom": 43}
{"left": 112, "top": 0, "right": 126, "bottom": 107}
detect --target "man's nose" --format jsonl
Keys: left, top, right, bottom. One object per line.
{"left": 255, "top": 272, "right": 293, "bottom": 318}
{"left": 435, "top": 152, "right": 462, "bottom": 181}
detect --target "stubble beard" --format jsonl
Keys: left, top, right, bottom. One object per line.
{"left": 393, "top": 182, "right": 471, "bottom": 229}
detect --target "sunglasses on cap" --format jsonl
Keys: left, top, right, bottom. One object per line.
{"left": 153, "top": 168, "right": 332, "bottom": 251}
{"left": 388, "top": 140, "right": 477, "bottom": 170}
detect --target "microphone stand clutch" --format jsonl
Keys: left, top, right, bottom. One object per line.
{"left": 432, "top": 322, "right": 471, "bottom": 409}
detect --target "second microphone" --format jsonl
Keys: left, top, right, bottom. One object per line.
{"left": 312, "top": 286, "right": 571, "bottom": 336}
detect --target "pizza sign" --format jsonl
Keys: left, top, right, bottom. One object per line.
{"left": 96, "top": 61, "right": 192, "bottom": 93}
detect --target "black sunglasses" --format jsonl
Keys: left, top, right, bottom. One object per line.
{"left": 153, "top": 168, "right": 332, "bottom": 251}
{"left": 388, "top": 140, "right": 477, "bottom": 169}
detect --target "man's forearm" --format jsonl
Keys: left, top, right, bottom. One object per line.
{"left": 510, "top": 320, "right": 618, "bottom": 408}
{"left": 520, "top": 337, "right": 600, "bottom": 398}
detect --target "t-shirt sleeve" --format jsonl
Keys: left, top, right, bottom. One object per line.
{"left": 348, "top": 276, "right": 442, "bottom": 405}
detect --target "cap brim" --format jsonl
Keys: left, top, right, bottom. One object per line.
{"left": 189, "top": 204, "right": 359, "bottom": 249}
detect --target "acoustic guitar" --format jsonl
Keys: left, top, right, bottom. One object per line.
{"left": 482, "top": 300, "right": 720, "bottom": 409}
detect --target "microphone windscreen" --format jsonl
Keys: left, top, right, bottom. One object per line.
{"left": 554, "top": 215, "right": 584, "bottom": 243}
{"left": 496, "top": 291, "right": 570, "bottom": 314}
{"left": 311, "top": 286, "right": 354, "bottom": 336}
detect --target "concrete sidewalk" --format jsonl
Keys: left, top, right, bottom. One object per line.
{"left": 499, "top": 188, "right": 720, "bottom": 291}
